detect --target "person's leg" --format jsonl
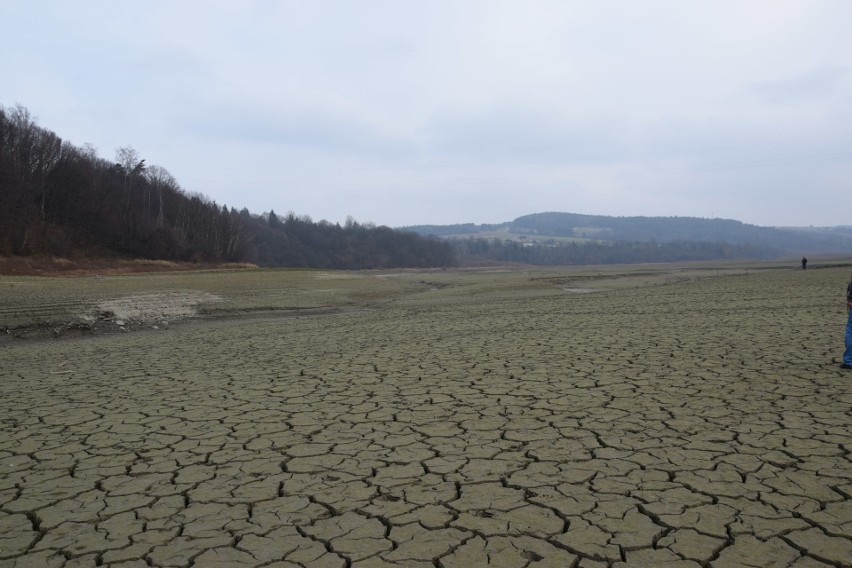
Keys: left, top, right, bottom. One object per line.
{"left": 844, "top": 309, "right": 852, "bottom": 365}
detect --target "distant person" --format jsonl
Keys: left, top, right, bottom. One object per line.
{"left": 843, "top": 273, "right": 852, "bottom": 369}
{"left": 802, "top": 257, "right": 808, "bottom": 270}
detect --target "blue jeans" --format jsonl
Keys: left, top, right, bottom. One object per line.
{"left": 845, "top": 308, "right": 852, "bottom": 365}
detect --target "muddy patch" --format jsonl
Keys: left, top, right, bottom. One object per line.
{"left": 89, "top": 291, "right": 222, "bottom": 328}
{"left": 3, "top": 290, "right": 222, "bottom": 341}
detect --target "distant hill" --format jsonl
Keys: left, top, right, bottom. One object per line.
{"left": 404, "top": 212, "right": 852, "bottom": 259}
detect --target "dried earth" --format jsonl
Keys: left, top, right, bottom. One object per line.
{"left": 1, "top": 264, "right": 850, "bottom": 567}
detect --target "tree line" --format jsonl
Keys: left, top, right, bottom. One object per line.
{"left": 452, "top": 238, "right": 770, "bottom": 266}
{"left": 0, "top": 104, "right": 453, "bottom": 268}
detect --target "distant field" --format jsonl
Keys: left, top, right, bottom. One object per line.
{"left": 442, "top": 228, "right": 597, "bottom": 244}
{"left": 2, "top": 261, "right": 851, "bottom": 566}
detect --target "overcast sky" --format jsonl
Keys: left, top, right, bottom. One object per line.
{"left": 3, "top": 0, "right": 851, "bottom": 227}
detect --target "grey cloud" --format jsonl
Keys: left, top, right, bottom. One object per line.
{"left": 173, "top": 103, "right": 418, "bottom": 161}
{"left": 750, "top": 65, "right": 849, "bottom": 104}
{"left": 424, "top": 107, "right": 630, "bottom": 165}
{"left": 5, "top": 1, "right": 852, "bottom": 227}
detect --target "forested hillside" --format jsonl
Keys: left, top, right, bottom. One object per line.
{"left": 406, "top": 212, "right": 852, "bottom": 262}
{"left": 0, "top": 105, "right": 453, "bottom": 268}
{"left": 5, "top": 103, "right": 847, "bottom": 270}
{"left": 511, "top": 212, "right": 852, "bottom": 253}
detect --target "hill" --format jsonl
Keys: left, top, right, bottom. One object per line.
{"left": 0, "top": 104, "right": 453, "bottom": 269}
{"left": 404, "top": 212, "right": 852, "bottom": 263}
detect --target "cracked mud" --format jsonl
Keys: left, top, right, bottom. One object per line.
{"left": 1, "top": 266, "right": 850, "bottom": 567}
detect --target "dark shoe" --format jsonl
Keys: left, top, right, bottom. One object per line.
{"left": 841, "top": 363, "right": 852, "bottom": 369}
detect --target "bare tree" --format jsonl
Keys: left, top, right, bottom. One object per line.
{"left": 116, "top": 146, "right": 145, "bottom": 190}
{"left": 145, "top": 164, "right": 179, "bottom": 227}
{"left": 4, "top": 104, "right": 62, "bottom": 219}
{"left": 116, "top": 146, "right": 145, "bottom": 210}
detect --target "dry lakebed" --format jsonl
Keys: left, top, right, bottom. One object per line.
{"left": 1, "top": 262, "right": 850, "bottom": 567}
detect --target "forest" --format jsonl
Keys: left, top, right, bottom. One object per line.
{"left": 3, "top": 103, "right": 843, "bottom": 269}
{"left": 0, "top": 104, "right": 454, "bottom": 269}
